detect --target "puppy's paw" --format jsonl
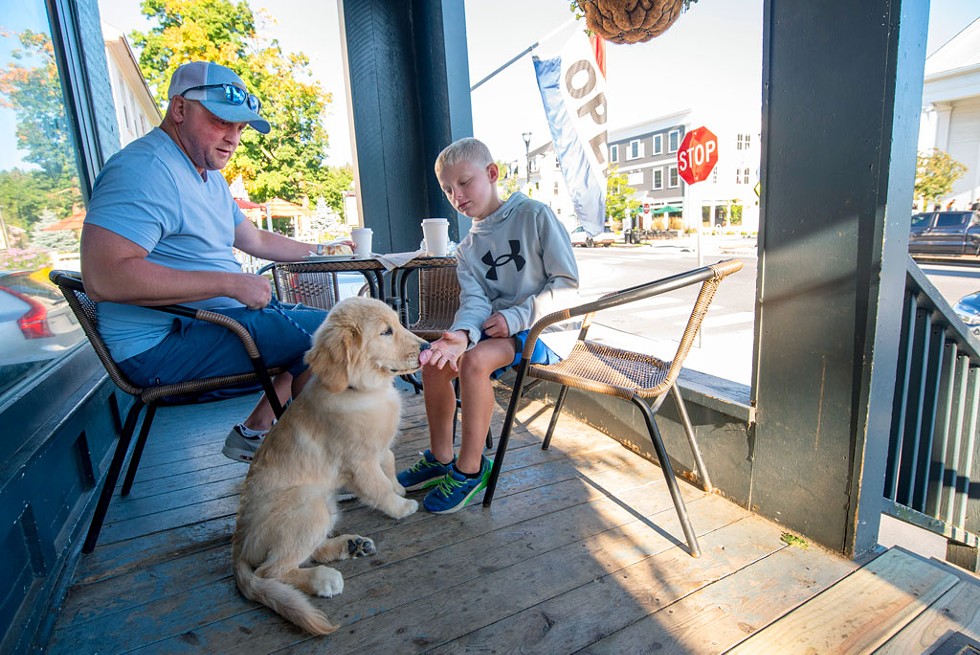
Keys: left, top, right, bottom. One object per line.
{"left": 346, "top": 536, "right": 376, "bottom": 558}
{"left": 311, "top": 566, "right": 344, "bottom": 597}
{"left": 387, "top": 497, "right": 419, "bottom": 520}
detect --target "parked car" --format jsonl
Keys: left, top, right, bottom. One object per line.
{"left": 954, "top": 290, "right": 980, "bottom": 337}
{"left": 569, "top": 225, "right": 616, "bottom": 248}
{"left": 908, "top": 210, "right": 980, "bottom": 256}
{"left": 0, "top": 270, "right": 83, "bottom": 393}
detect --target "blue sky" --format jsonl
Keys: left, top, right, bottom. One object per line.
{"left": 2, "top": 0, "right": 978, "bottom": 171}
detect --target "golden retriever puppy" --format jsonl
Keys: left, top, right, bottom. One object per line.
{"left": 232, "top": 296, "right": 428, "bottom": 635}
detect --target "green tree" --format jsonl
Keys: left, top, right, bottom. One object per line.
{"left": 0, "top": 30, "right": 74, "bottom": 179}
{"left": 0, "top": 30, "right": 81, "bottom": 233}
{"left": 496, "top": 160, "right": 520, "bottom": 201}
{"left": 131, "top": 0, "right": 349, "bottom": 211}
{"left": 605, "top": 167, "right": 639, "bottom": 228}
{"left": 915, "top": 148, "right": 967, "bottom": 208}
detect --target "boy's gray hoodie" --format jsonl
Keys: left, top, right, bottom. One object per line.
{"left": 451, "top": 192, "right": 579, "bottom": 347}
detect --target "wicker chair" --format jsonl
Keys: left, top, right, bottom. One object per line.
{"left": 482, "top": 259, "right": 744, "bottom": 558}
{"left": 262, "top": 263, "right": 343, "bottom": 308}
{"left": 49, "top": 270, "right": 287, "bottom": 552}
{"left": 403, "top": 265, "right": 461, "bottom": 340}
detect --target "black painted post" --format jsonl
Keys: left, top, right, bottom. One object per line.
{"left": 752, "top": 0, "right": 928, "bottom": 558}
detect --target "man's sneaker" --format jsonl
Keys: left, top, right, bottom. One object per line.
{"left": 422, "top": 457, "right": 492, "bottom": 514}
{"left": 222, "top": 424, "right": 265, "bottom": 463}
{"left": 397, "top": 450, "right": 453, "bottom": 491}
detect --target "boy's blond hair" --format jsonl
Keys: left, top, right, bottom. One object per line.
{"left": 435, "top": 137, "right": 493, "bottom": 175}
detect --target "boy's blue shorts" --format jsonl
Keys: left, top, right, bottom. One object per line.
{"left": 487, "top": 329, "right": 561, "bottom": 379}
{"left": 117, "top": 302, "right": 327, "bottom": 393}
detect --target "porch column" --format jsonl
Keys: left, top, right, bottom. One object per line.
{"left": 751, "top": 0, "right": 927, "bottom": 558}
{"left": 339, "top": 0, "right": 473, "bottom": 252}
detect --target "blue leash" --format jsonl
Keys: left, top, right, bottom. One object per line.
{"left": 268, "top": 298, "right": 314, "bottom": 338}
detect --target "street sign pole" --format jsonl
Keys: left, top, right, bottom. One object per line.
{"left": 678, "top": 125, "right": 720, "bottom": 348}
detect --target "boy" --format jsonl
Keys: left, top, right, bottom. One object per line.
{"left": 396, "top": 137, "right": 579, "bottom": 513}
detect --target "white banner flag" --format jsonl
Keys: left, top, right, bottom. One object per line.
{"left": 533, "top": 31, "right": 608, "bottom": 236}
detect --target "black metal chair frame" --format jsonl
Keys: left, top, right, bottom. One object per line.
{"left": 482, "top": 259, "right": 744, "bottom": 558}
{"left": 49, "top": 270, "right": 287, "bottom": 553}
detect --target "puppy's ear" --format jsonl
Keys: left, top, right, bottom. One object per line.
{"left": 305, "top": 323, "right": 350, "bottom": 392}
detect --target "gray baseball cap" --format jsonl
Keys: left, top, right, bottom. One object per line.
{"left": 167, "top": 61, "right": 270, "bottom": 134}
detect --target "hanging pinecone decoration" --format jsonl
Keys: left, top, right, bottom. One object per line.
{"left": 576, "top": 0, "right": 685, "bottom": 44}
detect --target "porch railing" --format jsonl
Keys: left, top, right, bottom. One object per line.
{"left": 885, "top": 257, "right": 980, "bottom": 555}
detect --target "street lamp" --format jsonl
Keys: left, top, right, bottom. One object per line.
{"left": 522, "top": 131, "right": 532, "bottom": 185}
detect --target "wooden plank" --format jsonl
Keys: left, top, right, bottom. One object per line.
{"left": 873, "top": 577, "right": 980, "bottom": 654}
{"left": 578, "top": 537, "right": 857, "bottom": 654}
{"left": 429, "top": 512, "right": 796, "bottom": 654}
{"left": 725, "top": 548, "right": 958, "bottom": 654}
{"left": 120, "top": 494, "right": 734, "bottom": 654}
{"left": 48, "top": 442, "right": 702, "bottom": 653}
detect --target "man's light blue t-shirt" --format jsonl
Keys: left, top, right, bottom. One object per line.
{"left": 85, "top": 128, "right": 247, "bottom": 361}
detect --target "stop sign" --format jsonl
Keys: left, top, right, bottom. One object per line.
{"left": 677, "top": 126, "right": 718, "bottom": 185}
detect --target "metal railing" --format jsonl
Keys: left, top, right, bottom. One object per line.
{"left": 885, "top": 257, "right": 980, "bottom": 551}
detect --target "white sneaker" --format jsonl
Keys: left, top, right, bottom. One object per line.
{"left": 222, "top": 424, "right": 265, "bottom": 463}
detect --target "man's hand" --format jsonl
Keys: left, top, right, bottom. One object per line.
{"left": 229, "top": 273, "right": 273, "bottom": 309}
{"left": 481, "top": 313, "right": 509, "bottom": 338}
{"left": 420, "top": 330, "right": 468, "bottom": 371}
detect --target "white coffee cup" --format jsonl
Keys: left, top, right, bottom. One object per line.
{"left": 421, "top": 218, "right": 450, "bottom": 257}
{"left": 350, "top": 227, "right": 373, "bottom": 257}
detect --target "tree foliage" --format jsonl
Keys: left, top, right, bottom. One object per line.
{"left": 915, "top": 148, "right": 967, "bottom": 207}
{"left": 131, "top": 0, "right": 349, "bottom": 211}
{"left": 606, "top": 167, "right": 640, "bottom": 224}
{"left": 0, "top": 29, "right": 81, "bottom": 235}
{"left": 495, "top": 160, "right": 521, "bottom": 201}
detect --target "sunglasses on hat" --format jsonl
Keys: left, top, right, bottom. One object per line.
{"left": 181, "top": 83, "right": 261, "bottom": 113}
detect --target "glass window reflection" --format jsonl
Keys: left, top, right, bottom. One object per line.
{"left": 0, "top": 1, "right": 85, "bottom": 397}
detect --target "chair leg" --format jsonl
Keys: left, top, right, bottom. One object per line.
{"left": 671, "top": 384, "right": 713, "bottom": 493}
{"left": 452, "top": 379, "right": 461, "bottom": 444}
{"left": 83, "top": 400, "right": 145, "bottom": 553}
{"left": 483, "top": 365, "right": 530, "bottom": 507}
{"left": 542, "top": 385, "right": 569, "bottom": 450}
{"left": 121, "top": 402, "right": 158, "bottom": 496}
{"left": 631, "top": 396, "right": 701, "bottom": 558}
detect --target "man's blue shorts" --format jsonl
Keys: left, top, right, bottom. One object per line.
{"left": 117, "top": 302, "right": 327, "bottom": 390}
{"left": 488, "top": 329, "right": 561, "bottom": 379}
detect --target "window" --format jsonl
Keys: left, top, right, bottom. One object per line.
{"left": 610, "top": 144, "right": 619, "bottom": 163}
{"left": 653, "top": 133, "right": 663, "bottom": 155}
{"left": 653, "top": 167, "right": 664, "bottom": 190}
{"left": 711, "top": 166, "right": 719, "bottom": 184}
{"left": 627, "top": 170, "right": 643, "bottom": 186}
{"left": 628, "top": 139, "right": 643, "bottom": 160}
{"left": 737, "top": 133, "right": 752, "bottom": 150}
{"left": 735, "top": 167, "right": 751, "bottom": 184}
{"left": 0, "top": 1, "right": 87, "bottom": 398}
{"left": 668, "top": 165, "right": 679, "bottom": 188}
{"left": 668, "top": 129, "right": 681, "bottom": 153}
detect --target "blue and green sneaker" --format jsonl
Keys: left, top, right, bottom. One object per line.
{"left": 397, "top": 450, "right": 453, "bottom": 491}
{"left": 422, "top": 456, "right": 492, "bottom": 514}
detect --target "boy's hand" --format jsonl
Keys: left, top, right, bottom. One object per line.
{"left": 420, "top": 330, "right": 468, "bottom": 370}
{"left": 481, "top": 313, "right": 509, "bottom": 338}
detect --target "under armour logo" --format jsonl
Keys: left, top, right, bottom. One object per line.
{"left": 481, "top": 240, "right": 525, "bottom": 281}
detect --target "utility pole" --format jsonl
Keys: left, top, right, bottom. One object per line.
{"left": 522, "top": 131, "right": 532, "bottom": 190}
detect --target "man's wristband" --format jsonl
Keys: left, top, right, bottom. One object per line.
{"left": 315, "top": 243, "right": 325, "bottom": 255}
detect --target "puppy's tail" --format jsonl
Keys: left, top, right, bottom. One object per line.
{"left": 234, "top": 558, "right": 338, "bottom": 636}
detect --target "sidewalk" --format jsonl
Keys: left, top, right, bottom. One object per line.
{"left": 611, "top": 233, "right": 758, "bottom": 258}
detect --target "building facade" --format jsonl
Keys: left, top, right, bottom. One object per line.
{"left": 918, "top": 17, "right": 980, "bottom": 209}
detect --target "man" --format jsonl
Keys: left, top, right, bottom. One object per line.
{"left": 82, "top": 61, "right": 336, "bottom": 462}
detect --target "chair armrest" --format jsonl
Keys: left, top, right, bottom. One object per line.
{"left": 519, "top": 258, "right": 743, "bottom": 359}
{"left": 145, "top": 304, "right": 265, "bottom": 360}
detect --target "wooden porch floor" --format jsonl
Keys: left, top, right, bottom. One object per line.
{"left": 46, "top": 383, "right": 980, "bottom": 654}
